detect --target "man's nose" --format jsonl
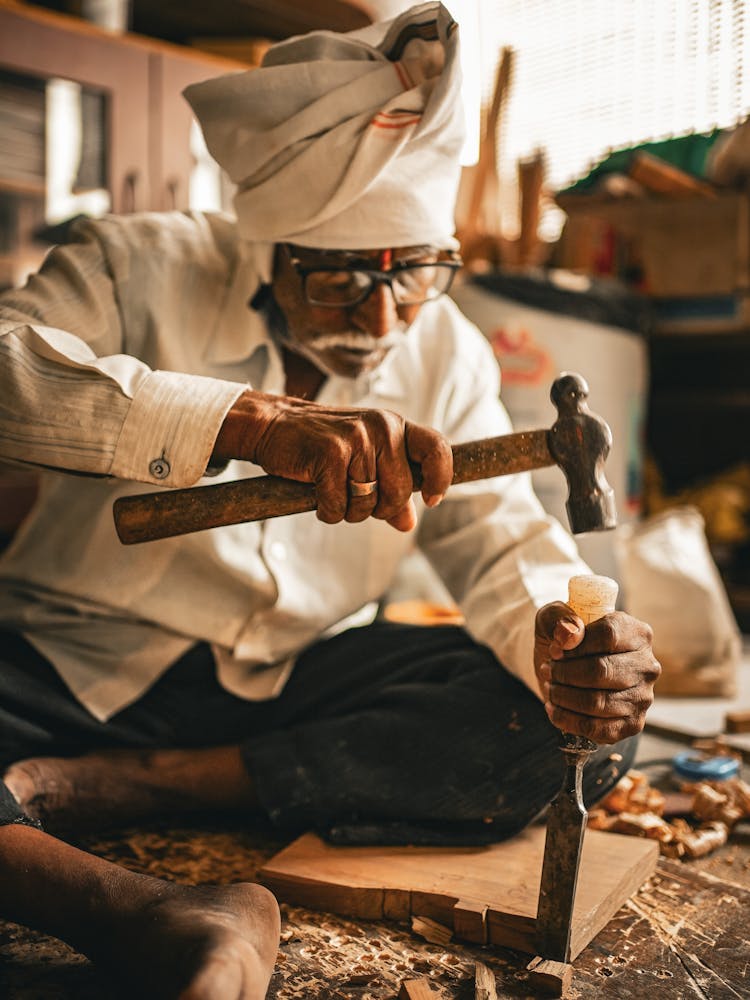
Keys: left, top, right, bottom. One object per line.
{"left": 351, "top": 280, "right": 398, "bottom": 338}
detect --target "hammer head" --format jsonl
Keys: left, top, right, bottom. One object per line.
{"left": 548, "top": 372, "right": 618, "bottom": 535}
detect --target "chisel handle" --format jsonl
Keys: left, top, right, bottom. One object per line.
{"left": 561, "top": 575, "right": 619, "bottom": 753}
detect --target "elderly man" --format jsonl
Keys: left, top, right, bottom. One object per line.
{"left": 0, "top": 4, "right": 659, "bottom": 998}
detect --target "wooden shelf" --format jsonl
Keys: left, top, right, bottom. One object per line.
{"left": 0, "top": 175, "right": 45, "bottom": 196}
{"left": 16, "top": 0, "right": 375, "bottom": 45}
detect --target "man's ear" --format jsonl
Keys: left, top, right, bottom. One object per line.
{"left": 248, "top": 283, "right": 273, "bottom": 311}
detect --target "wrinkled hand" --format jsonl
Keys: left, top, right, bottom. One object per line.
{"left": 534, "top": 602, "right": 661, "bottom": 744}
{"left": 212, "top": 390, "right": 453, "bottom": 531}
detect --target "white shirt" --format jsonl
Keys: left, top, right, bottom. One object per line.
{"left": 0, "top": 211, "right": 588, "bottom": 721}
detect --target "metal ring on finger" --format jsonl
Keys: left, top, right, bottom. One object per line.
{"left": 347, "top": 479, "right": 378, "bottom": 498}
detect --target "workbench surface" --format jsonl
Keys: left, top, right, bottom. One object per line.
{"left": 1, "top": 815, "right": 748, "bottom": 999}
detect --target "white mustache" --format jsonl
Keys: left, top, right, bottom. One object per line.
{"left": 309, "top": 323, "right": 409, "bottom": 352}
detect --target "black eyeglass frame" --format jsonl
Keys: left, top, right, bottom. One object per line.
{"left": 285, "top": 246, "right": 463, "bottom": 308}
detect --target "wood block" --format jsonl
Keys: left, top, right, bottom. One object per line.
{"left": 259, "top": 825, "right": 658, "bottom": 960}
{"left": 526, "top": 956, "right": 573, "bottom": 996}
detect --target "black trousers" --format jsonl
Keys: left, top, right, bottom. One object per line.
{"left": 0, "top": 624, "right": 636, "bottom": 844}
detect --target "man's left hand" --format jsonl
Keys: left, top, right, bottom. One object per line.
{"left": 534, "top": 603, "right": 661, "bottom": 744}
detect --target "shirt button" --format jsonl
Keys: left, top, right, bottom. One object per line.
{"left": 269, "top": 541, "right": 286, "bottom": 561}
{"left": 149, "top": 457, "right": 170, "bottom": 479}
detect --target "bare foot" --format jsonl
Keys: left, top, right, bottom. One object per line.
{"left": 99, "top": 880, "right": 281, "bottom": 1000}
{"left": 4, "top": 746, "right": 257, "bottom": 833}
{"left": 0, "top": 825, "right": 279, "bottom": 1000}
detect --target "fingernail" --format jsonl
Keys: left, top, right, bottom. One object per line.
{"left": 539, "top": 663, "right": 551, "bottom": 681}
{"left": 425, "top": 493, "right": 444, "bottom": 508}
{"left": 556, "top": 620, "right": 578, "bottom": 638}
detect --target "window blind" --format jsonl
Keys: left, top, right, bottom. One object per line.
{"left": 479, "top": 0, "right": 750, "bottom": 239}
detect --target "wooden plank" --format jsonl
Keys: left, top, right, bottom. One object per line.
{"left": 259, "top": 826, "right": 658, "bottom": 961}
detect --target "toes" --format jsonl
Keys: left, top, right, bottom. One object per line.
{"left": 176, "top": 953, "right": 245, "bottom": 1000}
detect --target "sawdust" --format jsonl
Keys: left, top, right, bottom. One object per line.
{"left": 4, "top": 814, "right": 748, "bottom": 998}
{"left": 270, "top": 903, "right": 484, "bottom": 999}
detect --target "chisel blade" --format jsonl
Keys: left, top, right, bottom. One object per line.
{"left": 535, "top": 740, "right": 595, "bottom": 962}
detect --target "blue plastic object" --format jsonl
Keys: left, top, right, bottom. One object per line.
{"left": 672, "top": 751, "right": 740, "bottom": 783}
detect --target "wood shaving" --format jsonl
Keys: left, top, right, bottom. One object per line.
{"left": 589, "top": 770, "right": 750, "bottom": 860}
{"left": 410, "top": 916, "right": 453, "bottom": 946}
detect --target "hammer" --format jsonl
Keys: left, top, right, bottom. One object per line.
{"left": 112, "top": 372, "right": 617, "bottom": 545}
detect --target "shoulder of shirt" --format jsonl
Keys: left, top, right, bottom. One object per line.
{"left": 410, "top": 294, "right": 498, "bottom": 377}
{"left": 69, "top": 210, "right": 243, "bottom": 271}
{"left": 371, "top": 295, "right": 499, "bottom": 407}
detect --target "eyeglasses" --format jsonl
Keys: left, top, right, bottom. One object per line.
{"left": 286, "top": 246, "right": 462, "bottom": 308}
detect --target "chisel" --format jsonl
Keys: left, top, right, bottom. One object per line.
{"left": 535, "top": 573, "right": 619, "bottom": 962}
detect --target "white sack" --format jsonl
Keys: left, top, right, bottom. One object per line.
{"left": 616, "top": 505, "right": 741, "bottom": 696}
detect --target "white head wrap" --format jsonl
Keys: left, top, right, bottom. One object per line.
{"left": 183, "top": 2, "right": 464, "bottom": 250}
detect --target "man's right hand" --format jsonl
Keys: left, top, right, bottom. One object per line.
{"left": 211, "top": 390, "right": 453, "bottom": 531}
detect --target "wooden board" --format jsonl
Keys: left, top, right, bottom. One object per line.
{"left": 259, "top": 826, "right": 658, "bottom": 961}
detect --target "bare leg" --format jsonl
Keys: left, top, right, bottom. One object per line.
{"left": 0, "top": 823, "right": 279, "bottom": 999}
{"left": 4, "top": 745, "right": 258, "bottom": 834}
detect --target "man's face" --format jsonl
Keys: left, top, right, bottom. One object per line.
{"left": 270, "top": 244, "right": 437, "bottom": 380}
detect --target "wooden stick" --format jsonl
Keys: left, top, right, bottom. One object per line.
{"left": 629, "top": 151, "right": 717, "bottom": 199}
{"left": 464, "top": 46, "right": 514, "bottom": 239}
{"left": 475, "top": 961, "right": 498, "bottom": 1000}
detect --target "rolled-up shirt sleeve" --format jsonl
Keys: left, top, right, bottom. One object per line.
{"left": 0, "top": 222, "right": 244, "bottom": 487}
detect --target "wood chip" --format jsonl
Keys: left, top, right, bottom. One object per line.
{"left": 398, "top": 977, "right": 440, "bottom": 999}
{"left": 724, "top": 709, "right": 750, "bottom": 734}
{"left": 587, "top": 808, "right": 618, "bottom": 830}
{"left": 611, "top": 811, "right": 673, "bottom": 842}
{"left": 680, "top": 821, "right": 730, "bottom": 858}
{"left": 660, "top": 840, "right": 686, "bottom": 859}
{"left": 475, "top": 960, "right": 498, "bottom": 999}
{"left": 410, "top": 915, "right": 453, "bottom": 945}
{"left": 342, "top": 970, "right": 377, "bottom": 985}
{"left": 692, "top": 784, "right": 730, "bottom": 821}
{"left": 527, "top": 955, "right": 573, "bottom": 996}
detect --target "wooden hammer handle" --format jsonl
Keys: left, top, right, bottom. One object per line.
{"left": 113, "top": 429, "right": 551, "bottom": 544}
